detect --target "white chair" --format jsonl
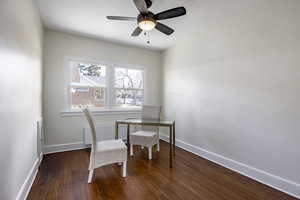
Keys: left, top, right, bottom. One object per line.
{"left": 130, "top": 105, "right": 162, "bottom": 160}
{"left": 83, "top": 108, "right": 127, "bottom": 183}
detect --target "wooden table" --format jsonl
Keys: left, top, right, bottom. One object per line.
{"left": 115, "top": 119, "right": 176, "bottom": 168}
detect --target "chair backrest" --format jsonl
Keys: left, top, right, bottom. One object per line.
{"left": 142, "top": 105, "right": 162, "bottom": 120}
{"left": 141, "top": 105, "right": 161, "bottom": 131}
{"left": 83, "top": 108, "right": 97, "bottom": 152}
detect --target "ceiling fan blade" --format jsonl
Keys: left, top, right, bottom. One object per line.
{"left": 155, "top": 22, "right": 174, "bottom": 35}
{"left": 154, "top": 7, "right": 186, "bottom": 20}
{"left": 106, "top": 16, "right": 137, "bottom": 21}
{"left": 133, "top": 0, "right": 148, "bottom": 13}
{"left": 131, "top": 27, "right": 143, "bottom": 36}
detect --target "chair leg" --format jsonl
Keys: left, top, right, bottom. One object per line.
{"left": 130, "top": 144, "right": 133, "bottom": 156}
{"left": 148, "top": 146, "right": 152, "bottom": 160}
{"left": 88, "top": 169, "right": 94, "bottom": 183}
{"left": 122, "top": 161, "right": 127, "bottom": 177}
{"left": 157, "top": 140, "right": 160, "bottom": 152}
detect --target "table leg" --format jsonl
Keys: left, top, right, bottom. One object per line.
{"left": 115, "top": 122, "right": 119, "bottom": 139}
{"left": 173, "top": 122, "right": 176, "bottom": 157}
{"left": 127, "top": 124, "right": 130, "bottom": 148}
{"left": 169, "top": 125, "right": 173, "bottom": 168}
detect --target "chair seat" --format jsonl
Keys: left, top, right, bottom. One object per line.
{"left": 131, "top": 130, "right": 157, "bottom": 137}
{"left": 130, "top": 131, "right": 158, "bottom": 147}
{"left": 96, "top": 139, "right": 127, "bottom": 153}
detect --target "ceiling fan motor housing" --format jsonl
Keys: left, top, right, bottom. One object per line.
{"left": 137, "top": 12, "right": 156, "bottom": 24}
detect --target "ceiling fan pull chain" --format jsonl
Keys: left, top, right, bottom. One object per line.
{"left": 147, "top": 31, "right": 151, "bottom": 44}
{"left": 144, "top": 31, "right": 151, "bottom": 44}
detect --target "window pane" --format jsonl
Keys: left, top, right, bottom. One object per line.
{"left": 115, "top": 68, "right": 143, "bottom": 89}
{"left": 70, "top": 87, "right": 105, "bottom": 109}
{"left": 70, "top": 62, "right": 106, "bottom": 109}
{"left": 114, "top": 67, "right": 144, "bottom": 107}
{"left": 115, "top": 89, "right": 143, "bottom": 107}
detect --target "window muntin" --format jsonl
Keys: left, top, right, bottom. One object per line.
{"left": 67, "top": 60, "right": 144, "bottom": 110}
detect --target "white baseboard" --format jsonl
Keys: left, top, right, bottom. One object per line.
{"left": 160, "top": 134, "right": 300, "bottom": 199}
{"left": 16, "top": 158, "right": 40, "bottom": 200}
{"left": 44, "top": 142, "right": 88, "bottom": 154}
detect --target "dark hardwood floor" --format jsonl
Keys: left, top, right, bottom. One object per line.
{"left": 28, "top": 141, "right": 296, "bottom": 200}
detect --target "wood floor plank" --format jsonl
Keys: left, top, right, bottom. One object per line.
{"left": 28, "top": 141, "right": 297, "bottom": 200}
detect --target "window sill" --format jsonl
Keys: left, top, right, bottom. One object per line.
{"left": 60, "top": 108, "right": 142, "bottom": 117}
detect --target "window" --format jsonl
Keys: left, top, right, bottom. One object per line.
{"left": 115, "top": 67, "right": 144, "bottom": 107}
{"left": 67, "top": 59, "right": 144, "bottom": 111}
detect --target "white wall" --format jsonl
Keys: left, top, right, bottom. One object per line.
{"left": 162, "top": 0, "right": 300, "bottom": 197}
{"left": 0, "top": 0, "right": 43, "bottom": 199}
{"left": 43, "top": 30, "right": 162, "bottom": 147}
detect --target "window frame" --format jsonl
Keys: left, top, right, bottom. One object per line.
{"left": 63, "top": 57, "right": 146, "bottom": 113}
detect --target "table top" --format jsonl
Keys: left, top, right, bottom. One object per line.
{"left": 116, "top": 118, "right": 175, "bottom": 126}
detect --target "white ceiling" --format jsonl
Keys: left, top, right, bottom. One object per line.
{"left": 37, "top": 0, "right": 190, "bottom": 50}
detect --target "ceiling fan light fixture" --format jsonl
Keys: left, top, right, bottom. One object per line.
{"left": 138, "top": 19, "right": 156, "bottom": 31}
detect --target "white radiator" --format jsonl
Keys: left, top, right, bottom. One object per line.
{"left": 37, "top": 118, "right": 43, "bottom": 159}
{"left": 83, "top": 122, "right": 128, "bottom": 145}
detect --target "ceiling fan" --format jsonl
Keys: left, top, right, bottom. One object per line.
{"left": 106, "top": 0, "right": 186, "bottom": 36}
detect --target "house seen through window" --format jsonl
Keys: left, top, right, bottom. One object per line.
{"left": 69, "top": 60, "right": 144, "bottom": 110}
